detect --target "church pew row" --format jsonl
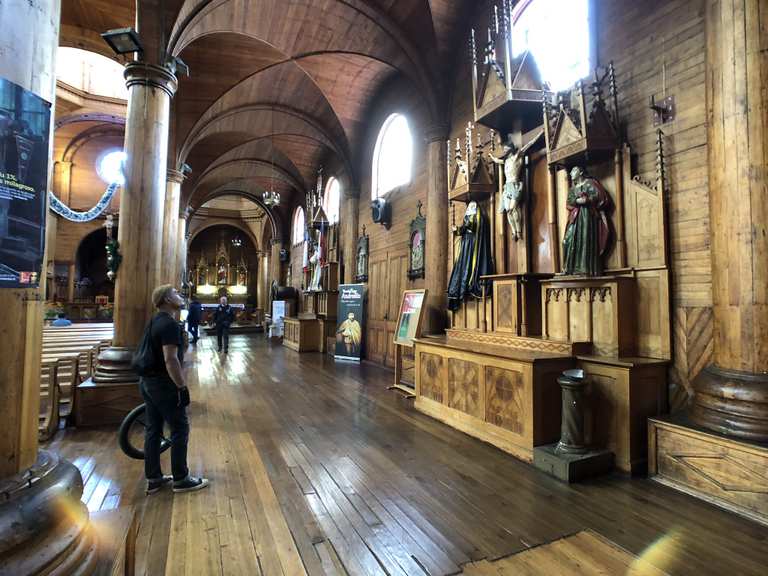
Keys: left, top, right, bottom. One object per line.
{"left": 38, "top": 326, "right": 114, "bottom": 441}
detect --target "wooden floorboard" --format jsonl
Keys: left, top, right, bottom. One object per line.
{"left": 45, "top": 335, "right": 768, "bottom": 576}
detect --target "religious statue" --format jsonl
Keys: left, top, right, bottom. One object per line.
{"left": 355, "top": 227, "right": 369, "bottom": 282}
{"left": 447, "top": 201, "right": 493, "bottom": 311}
{"left": 336, "top": 312, "right": 362, "bottom": 357}
{"left": 562, "top": 166, "right": 612, "bottom": 276}
{"left": 489, "top": 130, "right": 543, "bottom": 241}
{"left": 308, "top": 241, "right": 323, "bottom": 291}
{"left": 217, "top": 258, "right": 228, "bottom": 285}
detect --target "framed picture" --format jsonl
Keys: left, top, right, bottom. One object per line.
{"left": 407, "top": 201, "right": 426, "bottom": 279}
{"left": 393, "top": 288, "right": 427, "bottom": 348}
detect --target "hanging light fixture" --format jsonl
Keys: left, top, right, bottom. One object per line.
{"left": 263, "top": 105, "right": 281, "bottom": 207}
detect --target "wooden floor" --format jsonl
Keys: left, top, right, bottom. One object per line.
{"left": 47, "top": 336, "right": 768, "bottom": 576}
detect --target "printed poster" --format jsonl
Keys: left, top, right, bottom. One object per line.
{"left": 0, "top": 76, "right": 51, "bottom": 287}
{"left": 394, "top": 289, "right": 426, "bottom": 347}
{"left": 335, "top": 284, "right": 366, "bottom": 362}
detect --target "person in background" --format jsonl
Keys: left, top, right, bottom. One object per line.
{"left": 140, "top": 284, "right": 209, "bottom": 494}
{"left": 51, "top": 312, "right": 72, "bottom": 327}
{"left": 213, "top": 295, "right": 235, "bottom": 353}
{"left": 187, "top": 297, "right": 202, "bottom": 344}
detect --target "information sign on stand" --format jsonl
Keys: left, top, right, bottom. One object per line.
{"left": 334, "top": 284, "right": 366, "bottom": 362}
{"left": 390, "top": 289, "right": 428, "bottom": 398}
{"left": 0, "top": 76, "right": 51, "bottom": 288}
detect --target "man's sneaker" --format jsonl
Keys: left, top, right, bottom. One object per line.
{"left": 146, "top": 475, "right": 173, "bottom": 495}
{"left": 172, "top": 476, "right": 210, "bottom": 493}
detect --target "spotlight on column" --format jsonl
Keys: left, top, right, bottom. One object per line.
{"left": 101, "top": 28, "right": 143, "bottom": 55}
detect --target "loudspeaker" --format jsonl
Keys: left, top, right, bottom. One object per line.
{"left": 371, "top": 197, "right": 391, "bottom": 229}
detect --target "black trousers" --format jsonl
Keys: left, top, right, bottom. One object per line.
{"left": 188, "top": 322, "right": 199, "bottom": 342}
{"left": 140, "top": 377, "right": 189, "bottom": 482}
{"left": 216, "top": 325, "right": 229, "bottom": 351}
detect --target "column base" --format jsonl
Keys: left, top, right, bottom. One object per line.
{"left": 0, "top": 451, "right": 97, "bottom": 575}
{"left": 691, "top": 365, "right": 768, "bottom": 442}
{"left": 93, "top": 346, "right": 138, "bottom": 384}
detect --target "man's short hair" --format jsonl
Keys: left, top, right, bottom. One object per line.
{"left": 152, "top": 284, "right": 175, "bottom": 308}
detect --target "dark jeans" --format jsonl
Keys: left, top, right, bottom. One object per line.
{"left": 216, "top": 325, "right": 229, "bottom": 351}
{"left": 140, "top": 377, "right": 189, "bottom": 482}
{"left": 188, "top": 322, "right": 199, "bottom": 342}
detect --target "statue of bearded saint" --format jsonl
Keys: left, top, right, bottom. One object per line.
{"left": 489, "top": 129, "right": 543, "bottom": 241}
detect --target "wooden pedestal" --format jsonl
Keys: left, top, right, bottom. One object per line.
{"left": 414, "top": 336, "right": 572, "bottom": 463}
{"left": 283, "top": 317, "right": 320, "bottom": 352}
{"left": 317, "top": 291, "right": 338, "bottom": 318}
{"left": 577, "top": 356, "right": 667, "bottom": 474}
{"left": 542, "top": 276, "right": 636, "bottom": 357}
{"left": 302, "top": 292, "right": 318, "bottom": 316}
{"left": 486, "top": 273, "right": 546, "bottom": 336}
{"left": 75, "top": 378, "right": 143, "bottom": 427}
{"left": 649, "top": 416, "right": 768, "bottom": 526}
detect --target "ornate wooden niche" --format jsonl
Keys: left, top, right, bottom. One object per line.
{"left": 470, "top": 0, "right": 545, "bottom": 134}
{"left": 447, "top": 122, "right": 497, "bottom": 204}
{"left": 544, "top": 64, "right": 620, "bottom": 167}
{"left": 407, "top": 201, "right": 426, "bottom": 280}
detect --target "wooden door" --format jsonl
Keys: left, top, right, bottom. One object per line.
{"left": 366, "top": 252, "right": 389, "bottom": 364}
{"left": 384, "top": 250, "right": 409, "bottom": 367}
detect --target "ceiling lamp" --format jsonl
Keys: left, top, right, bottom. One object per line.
{"left": 231, "top": 236, "right": 243, "bottom": 248}
{"left": 262, "top": 105, "right": 281, "bottom": 207}
{"left": 101, "top": 28, "right": 143, "bottom": 55}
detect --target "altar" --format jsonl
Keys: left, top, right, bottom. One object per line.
{"left": 415, "top": 41, "right": 671, "bottom": 475}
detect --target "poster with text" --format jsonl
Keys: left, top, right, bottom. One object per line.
{"left": 335, "top": 284, "right": 366, "bottom": 362}
{"left": 0, "top": 76, "right": 51, "bottom": 288}
{"left": 394, "top": 289, "right": 426, "bottom": 347}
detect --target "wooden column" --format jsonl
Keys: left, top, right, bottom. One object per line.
{"left": 0, "top": 0, "right": 60, "bottom": 477}
{"left": 67, "top": 262, "right": 76, "bottom": 302}
{"left": 424, "top": 125, "right": 449, "bottom": 334}
{"left": 53, "top": 161, "right": 72, "bottom": 204}
{"left": 94, "top": 63, "right": 177, "bottom": 383}
{"left": 162, "top": 169, "right": 184, "bottom": 285}
{"left": 691, "top": 0, "right": 768, "bottom": 440}
{"left": 341, "top": 186, "right": 359, "bottom": 283}
{"left": 271, "top": 240, "right": 283, "bottom": 286}
{"left": 176, "top": 209, "right": 189, "bottom": 288}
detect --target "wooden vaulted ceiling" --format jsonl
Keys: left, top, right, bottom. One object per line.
{"left": 60, "top": 0, "right": 472, "bottom": 238}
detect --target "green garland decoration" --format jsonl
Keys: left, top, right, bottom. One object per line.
{"left": 105, "top": 239, "right": 122, "bottom": 281}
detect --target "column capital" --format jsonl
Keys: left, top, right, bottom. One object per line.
{"left": 424, "top": 123, "right": 450, "bottom": 143}
{"left": 124, "top": 62, "right": 178, "bottom": 98}
{"left": 167, "top": 168, "right": 186, "bottom": 184}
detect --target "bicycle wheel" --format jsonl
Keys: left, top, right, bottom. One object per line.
{"left": 118, "top": 404, "right": 172, "bottom": 460}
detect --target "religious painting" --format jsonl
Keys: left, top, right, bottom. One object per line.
{"left": 0, "top": 76, "right": 51, "bottom": 288}
{"left": 335, "top": 284, "right": 366, "bottom": 362}
{"left": 355, "top": 226, "right": 369, "bottom": 283}
{"left": 394, "top": 289, "right": 427, "bottom": 348}
{"left": 407, "top": 202, "right": 426, "bottom": 279}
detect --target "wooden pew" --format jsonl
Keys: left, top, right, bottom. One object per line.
{"left": 38, "top": 325, "right": 114, "bottom": 439}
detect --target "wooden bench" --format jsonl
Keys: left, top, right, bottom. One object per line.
{"left": 38, "top": 326, "right": 114, "bottom": 440}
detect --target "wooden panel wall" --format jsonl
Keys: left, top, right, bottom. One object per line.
{"left": 53, "top": 218, "right": 102, "bottom": 263}
{"left": 597, "top": 0, "right": 711, "bottom": 408}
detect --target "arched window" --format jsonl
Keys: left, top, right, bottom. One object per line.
{"left": 372, "top": 113, "right": 413, "bottom": 199}
{"left": 324, "top": 177, "right": 341, "bottom": 225}
{"left": 97, "top": 149, "right": 126, "bottom": 185}
{"left": 511, "top": 0, "right": 591, "bottom": 92}
{"left": 292, "top": 206, "right": 305, "bottom": 246}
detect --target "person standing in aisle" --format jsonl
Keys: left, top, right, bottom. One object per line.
{"left": 213, "top": 295, "right": 235, "bottom": 353}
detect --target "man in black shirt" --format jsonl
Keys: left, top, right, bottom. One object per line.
{"left": 187, "top": 298, "right": 202, "bottom": 344}
{"left": 141, "top": 284, "right": 209, "bottom": 494}
{"left": 213, "top": 295, "right": 235, "bottom": 353}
